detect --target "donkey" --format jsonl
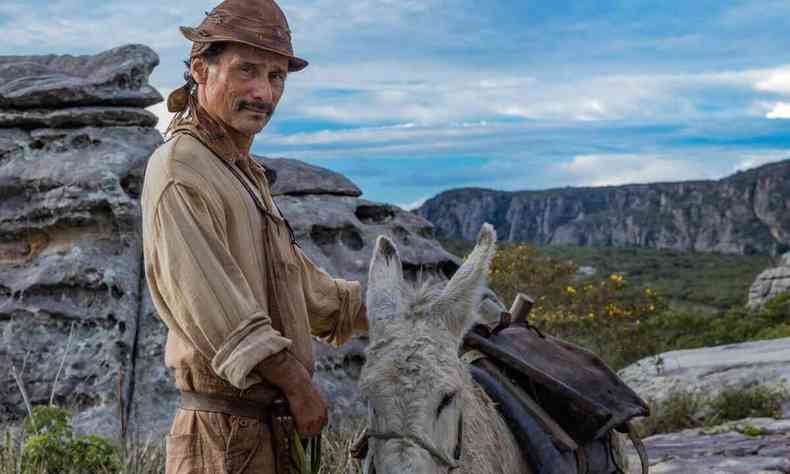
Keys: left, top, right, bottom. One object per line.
{"left": 359, "top": 223, "right": 533, "bottom": 474}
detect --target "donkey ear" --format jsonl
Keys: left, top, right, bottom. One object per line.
{"left": 433, "top": 223, "right": 497, "bottom": 338}
{"left": 366, "top": 235, "right": 405, "bottom": 337}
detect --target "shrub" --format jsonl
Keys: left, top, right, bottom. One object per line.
{"left": 487, "top": 243, "right": 665, "bottom": 369}
{"left": 637, "top": 384, "right": 790, "bottom": 437}
{"left": 708, "top": 385, "right": 787, "bottom": 425}
{"left": 637, "top": 390, "right": 706, "bottom": 437}
{"left": 20, "top": 406, "right": 120, "bottom": 474}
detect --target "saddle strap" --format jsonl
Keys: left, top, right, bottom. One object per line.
{"left": 626, "top": 422, "right": 649, "bottom": 474}
{"left": 176, "top": 130, "right": 302, "bottom": 248}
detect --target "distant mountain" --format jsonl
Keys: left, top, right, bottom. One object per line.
{"left": 416, "top": 159, "right": 790, "bottom": 255}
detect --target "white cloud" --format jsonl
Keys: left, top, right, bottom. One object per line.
{"left": 754, "top": 67, "right": 790, "bottom": 95}
{"left": 766, "top": 102, "right": 790, "bottom": 119}
{"left": 558, "top": 154, "right": 713, "bottom": 187}
{"left": 266, "top": 121, "right": 494, "bottom": 146}
{"left": 730, "top": 154, "right": 790, "bottom": 174}
{"left": 279, "top": 62, "right": 790, "bottom": 127}
{"left": 397, "top": 196, "right": 429, "bottom": 210}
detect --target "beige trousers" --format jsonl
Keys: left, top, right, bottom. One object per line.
{"left": 165, "top": 408, "right": 276, "bottom": 474}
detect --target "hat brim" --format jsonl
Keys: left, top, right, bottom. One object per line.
{"left": 180, "top": 26, "right": 308, "bottom": 72}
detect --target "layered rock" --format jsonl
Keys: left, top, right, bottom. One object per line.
{"left": 417, "top": 160, "right": 790, "bottom": 256}
{"left": 749, "top": 253, "right": 790, "bottom": 309}
{"left": 626, "top": 418, "right": 790, "bottom": 473}
{"left": 620, "top": 339, "right": 790, "bottom": 473}
{"left": 0, "top": 45, "right": 163, "bottom": 438}
{"left": 0, "top": 45, "right": 162, "bottom": 109}
{"left": 619, "top": 337, "right": 790, "bottom": 407}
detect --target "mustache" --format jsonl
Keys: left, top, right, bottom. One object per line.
{"left": 238, "top": 100, "right": 273, "bottom": 115}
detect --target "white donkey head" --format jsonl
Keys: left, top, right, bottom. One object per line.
{"left": 359, "top": 223, "right": 500, "bottom": 474}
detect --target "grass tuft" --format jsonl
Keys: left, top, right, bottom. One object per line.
{"left": 636, "top": 384, "right": 789, "bottom": 438}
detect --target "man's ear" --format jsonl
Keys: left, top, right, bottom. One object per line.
{"left": 191, "top": 56, "right": 209, "bottom": 85}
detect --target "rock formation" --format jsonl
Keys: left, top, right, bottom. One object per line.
{"left": 417, "top": 160, "right": 790, "bottom": 256}
{"left": 749, "top": 253, "right": 790, "bottom": 309}
{"left": 0, "top": 45, "right": 163, "bottom": 436}
{"left": 1, "top": 45, "right": 459, "bottom": 439}
{"left": 619, "top": 337, "right": 790, "bottom": 407}
{"left": 620, "top": 338, "right": 790, "bottom": 472}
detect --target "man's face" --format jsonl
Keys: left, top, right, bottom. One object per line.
{"left": 194, "top": 42, "right": 289, "bottom": 137}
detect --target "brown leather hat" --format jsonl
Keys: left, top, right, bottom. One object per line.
{"left": 180, "top": 0, "right": 308, "bottom": 72}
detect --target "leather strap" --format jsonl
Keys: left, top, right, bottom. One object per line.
{"left": 175, "top": 130, "right": 301, "bottom": 248}
{"left": 179, "top": 391, "right": 272, "bottom": 421}
{"left": 626, "top": 422, "right": 649, "bottom": 474}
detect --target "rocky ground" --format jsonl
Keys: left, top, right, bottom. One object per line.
{"left": 621, "top": 338, "right": 790, "bottom": 472}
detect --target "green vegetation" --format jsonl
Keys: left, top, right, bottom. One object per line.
{"left": 638, "top": 390, "right": 706, "bottom": 436}
{"left": 708, "top": 385, "right": 787, "bottom": 425}
{"left": 538, "top": 244, "right": 773, "bottom": 310}
{"left": 635, "top": 294, "right": 790, "bottom": 352}
{"left": 2, "top": 417, "right": 361, "bottom": 474}
{"left": 0, "top": 406, "right": 121, "bottom": 474}
{"left": 487, "top": 243, "right": 665, "bottom": 369}
{"left": 442, "top": 239, "right": 790, "bottom": 369}
{"left": 441, "top": 239, "right": 773, "bottom": 310}
{"left": 637, "top": 385, "right": 789, "bottom": 437}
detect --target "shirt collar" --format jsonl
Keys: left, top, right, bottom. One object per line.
{"left": 169, "top": 95, "right": 269, "bottom": 174}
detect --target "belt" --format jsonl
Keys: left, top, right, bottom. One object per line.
{"left": 179, "top": 391, "right": 272, "bottom": 421}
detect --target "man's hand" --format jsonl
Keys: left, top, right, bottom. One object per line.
{"left": 256, "top": 350, "right": 328, "bottom": 436}
{"left": 282, "top": 374, "right": 328, "bottom": 436}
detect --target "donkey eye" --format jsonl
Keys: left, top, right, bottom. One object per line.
{"left": 437, "top": 392, "right": 457, "bottom": 416}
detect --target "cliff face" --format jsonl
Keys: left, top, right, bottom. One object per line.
{"left": 417, "top": 160, "right": 790, "bottom": 256}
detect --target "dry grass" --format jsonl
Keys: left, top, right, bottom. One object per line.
{"left": 2, "top": 422, "right": 363, "bottom": 474}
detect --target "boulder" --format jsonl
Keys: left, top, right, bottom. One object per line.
{"left": 0, "top": 44, "right": 162, "bottom": 109}
{"left": 258, "top": 156, "right": 362, "bottom": 197}
{"left": 749, "top": 253, "right": 790, "bottom": 309}
{"left": 273, "top": 194, "right": 458, "bottom": 285}
{"left": 619, "top": 337, "right": 790, "bottom": 407}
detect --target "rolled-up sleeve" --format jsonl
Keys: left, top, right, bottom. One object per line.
{"left": 147, "top": 181, "right": 291, "bottom": 389}
{"left": 292, "top": 245, "right": 364, "bottom": 347}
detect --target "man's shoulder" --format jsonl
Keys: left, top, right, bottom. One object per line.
{"left": 147, "top": 133, "right": 217, "bottom": 178}
{"left": 142, "top": 133, "right": 222, "bottom": 208}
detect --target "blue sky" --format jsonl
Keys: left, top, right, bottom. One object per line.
{"left": 4, "top": 1, "right": 790, "bottom": 208}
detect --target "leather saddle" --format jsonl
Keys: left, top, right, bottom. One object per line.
{"left": 464, "top": 293, "right": 650, "bottom": 474}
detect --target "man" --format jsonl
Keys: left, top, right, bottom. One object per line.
{"left": 140, "top": 1, "right": 368, "bottom": 472}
